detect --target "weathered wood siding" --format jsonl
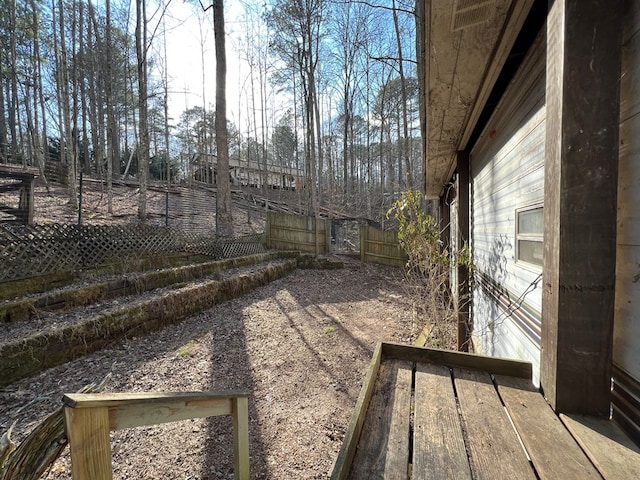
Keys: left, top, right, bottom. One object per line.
{"left": 470, "top": 31, "right": 546, "bottom": 383}
{"left": 613, "top": 0, "right": 640, "bottom": 441}
{"left": 265, "top": 212, "right": 330, "bottom": 254}
{"left": 360, "top": 226, "right": 407, "bottom": 268}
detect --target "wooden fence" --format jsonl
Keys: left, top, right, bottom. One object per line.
{"left": 360, "top": 226, "right": 407, "bottom": 267}
{"left": 265, "top": 212, "right": 330, "bottom": 254}
{"left": 0, "top": 223, "right": 265, "bottom": 282}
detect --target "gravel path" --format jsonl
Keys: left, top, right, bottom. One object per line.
{"left": 1, "top": 260, "right": 418, "bottom": 479}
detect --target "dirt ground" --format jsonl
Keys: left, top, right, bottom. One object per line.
{"left": 0, "top": 258, "right": 419, "bottom": 479}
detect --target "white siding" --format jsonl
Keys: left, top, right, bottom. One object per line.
{"left": 470, "top": 31, "right": 545, "bottom": 383}
{"left": 614, "top": 1, "right": 640, "bottom": 383}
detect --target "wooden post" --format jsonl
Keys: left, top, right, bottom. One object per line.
{"left": 265, "top": 212, "right": 272, "bottom": 249}
{"left": 456, "top": 151, "right": 470, "bottom": 352}
{"left": 541, "top": 0, "right": 622, "bottom": 414}
{"left": 232, "top": 396, "right": 250, "bottom": 480}
{"left": 325, "top": 218, "right": 332, "bottom": 254}
{"left": 18, "top": 177, "right": 34, "bottom": 225}
{"left": 64, "top": 406, "right": 113, "bottom": 480}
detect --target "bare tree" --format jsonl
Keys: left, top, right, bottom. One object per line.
{"left": 136, "top": 0, "right": 149, "bottom": 221}
{"left": 201, "top": 0, "right": 233, "bottom": 236}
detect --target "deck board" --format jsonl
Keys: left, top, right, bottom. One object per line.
{"left": 453, "top": 368, "right": 536, "bottom": 480}
{"left": 561, "top": 413, "right": 640, "bottom": 479}
{"left": 413, "top": 362, "right": 472, "bottom": 480}
{"left": 330, "top": 343, "right": 639, "bottom": 480}
{"left": 494, "top": 375, "right": 600, "bottom": 479}
{"left": 349, "top": 359, "right": 413, "bottom": 479}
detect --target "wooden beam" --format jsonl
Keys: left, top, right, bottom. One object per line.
{"left": 330, "top": 342, "right": 383, "bottom": 480}
{"left": 381, "top": 342, "right": 532, "bottom": 379}
{"left": 63, "top": 391, "right": 251, "bottom": 480}
{"left": 541, "top": 0, "right": 622, "bottom": 414}
{"left": 456, "top": 151, "right": 470, "bottom": 352}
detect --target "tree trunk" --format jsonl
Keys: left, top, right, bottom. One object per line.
{"left": 56, "top": 0, "right": 77, "bottom": 205}
{"left": 213, "top": 0, "right": 233, "bottom": 237}
{"left": 9, "top": 0, "right": 19, "bottom": 161}
{"left": 392, "top": 0, "right": 412, "bottom": 190}
{"left": 105, "top": 0, "right": 115, "bottom": 213}
{"left": 136, "top": 0, "right": 149, "bottom": 221}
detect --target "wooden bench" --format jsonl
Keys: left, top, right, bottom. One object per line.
{"left": 63, "top": 391, "right": 250, "bottom": 480}
{"left": 331, "top": 342, "right": 640, "bottom": 479}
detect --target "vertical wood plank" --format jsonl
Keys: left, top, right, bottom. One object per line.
{"left": 456, "top": 151, "right": 470, "bottom": 352}
{"left": 232, "top": 396, "right": 250, "bottom": 480}
{"left": 413, "top": 363, "right": 471, "bottom": 480}
{"left": 453, "top": 368, "right": 535, "bottom": 480}
{"left": 349, "top": 360, "right": 413, "bottom": 479}
{"left": 64, "top": 406, "right": 113, "bottom": 480}
{"left": 541, "top": 0, "right": 622, "bottom": 414}
{"left": 265, "top": 212, "right": 272, "bottom": 249}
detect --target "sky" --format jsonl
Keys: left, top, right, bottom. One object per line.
{"left": 159, "top": 1, "right": 254, "bottom": 128}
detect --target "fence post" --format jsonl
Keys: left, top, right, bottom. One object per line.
{"left": 265, "top": 212, "right": 272, "bottom": 249}
{"left": 315, "top": 216, "right": 320, "bottom": 255}
{"left": 165, "top": 190, "right": 169, "bottom": 227}
{"left": 325, "top": 218, "right": 331, "bottom": 254}
{"left": 360, "top": 226, "right": 367, "bottom": 262}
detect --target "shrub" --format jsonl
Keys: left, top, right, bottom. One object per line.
{"left": 387, "top": 190, "right": 472, "bottom": 349}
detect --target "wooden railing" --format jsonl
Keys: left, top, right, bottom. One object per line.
{"left": 63, "top": 391, "right": 250, "bottom": 480}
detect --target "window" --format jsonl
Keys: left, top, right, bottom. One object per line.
{"left": 516, "top": 206, "right": 543, "bottom": 267}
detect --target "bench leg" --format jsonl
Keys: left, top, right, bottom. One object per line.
{"left": 232, "top": 397, "right": 250, "bottom": 480}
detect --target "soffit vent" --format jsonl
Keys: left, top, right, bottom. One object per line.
{"left": 451, "top": 0, "right": 497, "bottom": 32}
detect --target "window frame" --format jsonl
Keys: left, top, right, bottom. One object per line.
{"left": 515, "top": 204, "right": 544, "bottom": 269}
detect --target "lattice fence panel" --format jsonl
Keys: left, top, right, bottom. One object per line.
{"left": 0, "top": 224, "right": 266, "bottom": 282}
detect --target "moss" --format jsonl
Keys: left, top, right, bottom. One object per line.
{"left": 0, "top": 272, "right": 75, "bottom": 302}
{"left": 0, "top": 298, "right": 38, "bottom": 323}
{"left": 0, "top": 254, "right": 299, "bottom": 386}
{"left": 176, "top": 341, "right": 198, "bottom": 357}
{"left": 296, "top": 255, "right": 344, "bottom": 270}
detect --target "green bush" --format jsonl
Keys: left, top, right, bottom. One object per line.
{"left": 387, "top": 190, "right": 472, "bottom": 349}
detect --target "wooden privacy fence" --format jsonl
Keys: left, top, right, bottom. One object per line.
{"left": 0, "top": 223, "right": 265, "bottom": 282}
{"left": 63, "top": 391, "right": 250, "bottom": 480}
{"left": 265, "top": 212, "right": 330, "bottom": 254}
{"left": 360, "top": 226, "right": 407, "bottom": 267}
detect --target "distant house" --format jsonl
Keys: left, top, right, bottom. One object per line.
{"left": 418, "top": 0, "right": 638, "bottom": 442}
{"left": 193, "top": 153, "right": 302, "bottom": 190}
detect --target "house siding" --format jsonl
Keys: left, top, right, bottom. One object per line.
{"left": 470, "top": 30, "right": 546, "bottom": 384}
{"left": 613, "top": 0, "right": 640, "bottom": 441}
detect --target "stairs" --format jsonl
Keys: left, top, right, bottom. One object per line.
{"left": 0, "top": 251, "right": 311, "bottom": 386}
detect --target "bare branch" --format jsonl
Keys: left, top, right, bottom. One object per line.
{"left": 330, "top": 0, "right": 416, "bottom": 17}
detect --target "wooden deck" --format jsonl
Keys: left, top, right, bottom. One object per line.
{"left": 331, "top": 342, "right": 640, "bottom": 479}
